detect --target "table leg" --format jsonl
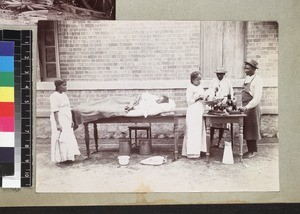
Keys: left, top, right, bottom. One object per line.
{"left": 93, "top": 123, "right": 99, "bottom": 152}
{"left": 84, "top": 123, "right": 90, "bottom": 158}
{"left": 206, "top": 123, "right": 211, "bottom": 163}
{"left": 239, "top": 124, "right": 243, "bottom": 162}
{"left": 231, "top": 123, "right": 234, "bottom": 149}
{"left": 129, "top": 128, "right": 132, "bottom": 146}
{"left": 174, "top": 117, "right": 179, "bottom": 159}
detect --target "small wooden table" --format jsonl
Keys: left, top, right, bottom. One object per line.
{"left": 128, "top": 125, "right": 152, "bottom": 146}
{"left": 203, "top": 112, "right": 247, "bottom": 162}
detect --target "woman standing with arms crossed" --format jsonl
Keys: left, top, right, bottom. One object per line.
{"left": 50, "top": 79, "right": 80, "bottom": 164}
{"left": 182, "top": 71, "right": 207, "bottom": 159}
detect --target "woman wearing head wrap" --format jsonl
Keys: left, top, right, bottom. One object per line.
{"left": 49, "top": 79, "right": 80, "bottom": 163}
{"left": 181, "top": 71, "right": 208, "bottom": 158}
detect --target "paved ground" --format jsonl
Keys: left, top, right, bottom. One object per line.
{"left": 36, "top": 138, "right": 279, "bottom": 193}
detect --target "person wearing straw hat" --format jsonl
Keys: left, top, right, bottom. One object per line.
{"left": 49, "top": 79, "right": 81, "bottom": 164}
{"left": 208, "top": 66, "right": 234, "bottom": 148}
{"left": 239, "top": 59, "right": 263, "bottom": 159}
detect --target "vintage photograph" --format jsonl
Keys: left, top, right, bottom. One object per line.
{"left": 35, "top": 20, "right": 279, "bottom": 192}
{"left": 0, "top": 0, "right": 115, "bottom": 24}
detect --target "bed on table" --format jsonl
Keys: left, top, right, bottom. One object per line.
{"left": 72, "top": 95, "right": 186, "bottom": 159}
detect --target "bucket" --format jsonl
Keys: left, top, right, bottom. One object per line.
{"left": 119, "top": 140, "right": 131, "bottom": 156}
{"left": 139, "top": 139, "right": 152, "bottom": 155}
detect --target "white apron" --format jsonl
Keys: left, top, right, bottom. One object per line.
{"left": 182, "top": 84, "right": 207, "bottom": 158}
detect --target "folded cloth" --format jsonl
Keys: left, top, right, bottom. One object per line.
{"left": 140, "top": 156, "right": 166, "bottom": 166}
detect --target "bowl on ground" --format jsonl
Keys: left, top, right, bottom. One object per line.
{"left": 118, "top": 155, "right": 130, "bottom": 166}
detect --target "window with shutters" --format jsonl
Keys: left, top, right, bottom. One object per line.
{"left": 38, "top": 20, "right": 60, "bottom": 81}
{"left": 199, "top": 21, "right": 245, "bottom": 79}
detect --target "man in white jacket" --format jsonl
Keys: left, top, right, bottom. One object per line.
{"left": 208, "top": 67, "right": 234, "bottom": 148}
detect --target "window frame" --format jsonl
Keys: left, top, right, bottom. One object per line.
{"left": 38, "top": 20, "right": 61, "bottom": 81}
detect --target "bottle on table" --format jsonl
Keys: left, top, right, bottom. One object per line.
{"left": 232, "top": 97, "right": 237, "bottom": 111}
{"left": 226, "top": 94, "right": 233, "bottom": 106}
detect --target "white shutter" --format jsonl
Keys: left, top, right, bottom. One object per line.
{"left": 200, "top": 21, "right": 245, "bottom": 79}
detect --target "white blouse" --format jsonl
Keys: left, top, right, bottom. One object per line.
{"left": 243, "top": 74, "right": 263, "bottom": 109}
{"left": 186, "top": 84, "right": 207, "bottom": 106}
{"left": 49, "top": 91, "right": 71, "bottom": 113}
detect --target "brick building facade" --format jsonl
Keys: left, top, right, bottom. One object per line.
{"left": 36, "top": 21, "right": 278, "bottom": 140}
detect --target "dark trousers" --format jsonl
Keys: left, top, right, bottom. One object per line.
{"left": 246, "top": 140, "right": 257, "bottom": 153}
{"left": 210, "top": 127, "right": 224, "bottom": 143}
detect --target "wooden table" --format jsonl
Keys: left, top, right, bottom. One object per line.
{"left": 203, "top": 112, "right": 247, "bottom": 162}
{"left": 83, "top": 113, "right": 186, "bottom": 159}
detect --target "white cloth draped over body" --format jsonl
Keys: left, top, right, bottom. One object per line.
{"left": 132, "top": 92, "right": 162, "bottom": 117}
{"left": 50, "top": 91, "right": 80, "bottom": 163}
{"left": 126, "top": 92, "right": 176, "bottom": 118}
{"left": 182, "top": 84, "right": 207, "bottom": 158}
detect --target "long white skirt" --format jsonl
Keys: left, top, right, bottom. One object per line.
{"left": 50, "top": 109, "right": 80, "bottom": 163}
{"left": 182, "top": 102, "right": 207, "bottom": 158}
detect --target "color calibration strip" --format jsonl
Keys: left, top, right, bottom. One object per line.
{"left": 0, "top": 29, "right": 32, "bottom": 188}
{"left": 0, "top": 41, "right": 15, "bottom": 187}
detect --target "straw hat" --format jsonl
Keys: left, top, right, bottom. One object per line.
{"left": 244, "top": 59, "right": 259, "bottom": 69}
{"left": 215, "top": 66, "right": 227, "bottom": 74}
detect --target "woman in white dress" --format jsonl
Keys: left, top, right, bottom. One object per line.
{"left": 182, "top": 72, "right": 207, "bottom": 158}
{"left": 50, "top": 79, "right": 80, "bottom": 163}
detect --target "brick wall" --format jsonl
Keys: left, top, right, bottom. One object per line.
{"left": 58, "top": 21, "right": 200, "bottom": 82}
{"left": 36, "top": 21, "right": 279, "bottom": 139}
{"left": 245, "top": 21, "right": 278, "bottom": 109}
{"left": 245, "top": 21, "right": 278, "bottom": 79}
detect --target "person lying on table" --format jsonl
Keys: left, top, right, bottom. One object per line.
{"left": 208, "top": 66, "right": 234, "bottom": 148}
{"left": 125, "top": 92, "right": 169, "bottom": 113}
{"left": 239, "top": 59, "right": 263, "bottom": 159}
